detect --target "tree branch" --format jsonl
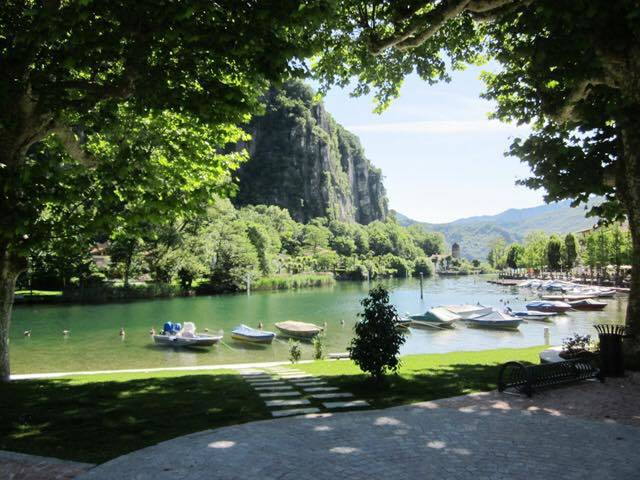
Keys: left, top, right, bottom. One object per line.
{"left": 52, "top": 122, "right": 98, "bottom": 168}
{"left": 395, "top": 0, "right": 472, "bottom": 51}
{"left": 367, "top": 0, "right": 530, "bottom": 54}
{"left": 553, "top": 79, "right": 604, "bottom": 123}
{"left": 466, "top": 0, "right": 517, "bottom": 13}
{"left": 369, "top": 1, "right": 470, "bottom": 54}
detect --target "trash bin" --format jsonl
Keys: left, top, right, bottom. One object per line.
{"left": 595, "top": 324, "right": 626, "bottom": 377}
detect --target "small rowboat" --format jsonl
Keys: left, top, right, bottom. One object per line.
{"left": 409, "top": 307, "right": 459, "bottom": 328}
{"left": 275, "top": 321, "right": 323, "bottom": 340}
{"left": 465, "top": 310, "right": 522, "bottom": 330}
{"left": 231, "top": 324, "right": 276, "bottom": 344}
{"left": 568, "top": 298, "right": 607, "bottom": 310}
{"left": 443, "top": 304, "right": 492, "bottom": 319}
{"left": 526, "top": 300, "right": 572, "bottom": 313}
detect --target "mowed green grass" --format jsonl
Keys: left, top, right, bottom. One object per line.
{"left": 298, "top": 346, "right": 543, "bottom": 409}
{"left": 0, "top": 347, "right": 543, "bottom": 463}
{"left": 15, "top": 290, "right": 63, "bottom": 296}
{"left": 0, "top": 370, "right": 269, "bottom": 464}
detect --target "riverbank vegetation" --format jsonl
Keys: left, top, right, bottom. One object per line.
{"left": 19, "top": 200, "right": 446, "bottom": 298}
{"left": 0, "top": 347, "right": 543, "bottom": 463}
{"left": 486, "top": 224, "right": 632, "bottom": 281}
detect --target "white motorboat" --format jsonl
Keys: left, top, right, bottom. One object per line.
{"left": 153, "top": 322, "right": 222, "bottom": 347}
{"left": 507, "top": 308, "right": 556, "bottom": 322}
{"left": 443, "top": 304, "right": 492, "bottom": 319}
{"left": 409, "top": 307, "right": 459, "bottom": 328}
{"left": 464, "top": 310, "right": 523, "bottom": 330}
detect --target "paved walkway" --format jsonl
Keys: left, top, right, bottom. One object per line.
{"left": 78, "top": 375, "right": 640, "bottom": 480}
{"left": 0, "top": 450, "right": 93, "bottom": 480}
{"left": 239, "top": 366, "right": 370, "bottom": 417}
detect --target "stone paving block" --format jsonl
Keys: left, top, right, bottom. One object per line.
{"left": 291, "top": 381, "right": 326, "bottom": 387}
{"left": 322, "top": 400, "right": 370, "bottom": 409}
{"left": 311, "top": 392, "right": 354, "bottom": 399}
{"left": 301, "top": 386, "right": 338, "bottom": 392}
{"left": 245, "top": 378, "right": 279, "bottom": 384}
{"left": 278, "top": 373, "right": 313, "bottom": 378}
{"left": 270, "top": 407, "right": 320, "bottom": 418}
{"left": 259, "top": 391, "right": 302, "bottom": 398}
{"left": 265, "top": 398, "right": 311, "bottom": 407}
{"left": 253, "top": 385, "right": 293, "bottom": 391}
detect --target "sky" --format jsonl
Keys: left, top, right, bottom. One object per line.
{"left": 319, "top": 65, "right": 545, "bottom": 224}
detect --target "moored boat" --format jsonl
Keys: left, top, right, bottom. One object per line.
{"left": 394, "top": 316, "right": 412, "bottom": 328}
{"left": 568, "top": 298, "right": 607, "bottom": 310}
{"left": 153, "top": 322, "right": 222, "bottom": 348}
{"left": 507, "top": 309, "right": 556, "bottom": 322}
{"left": 409, "top": 307, "right": 459, "bottom": 328}
{"left": 443, "top": 304, "right": 492, "bottom": 319}
{"left": 231, "top": 324, "right": 276, "bottom": 344}
{"left": 275, "top": 320, "right": 323, "bottom": 339}
{"left": 540, "top": 294, "right": 594, "bottom": 302}
{"left": 464, "top": 310, "right": 522, "bottom": 330}
{"left": 526, "top": 300, "right": 572, "bottom": 313}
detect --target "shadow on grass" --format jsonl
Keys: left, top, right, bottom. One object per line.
{"left": 0, "top": 373, "right": 268, "bottom": 464}
{"left": 315, "top": 362, "right": 533, "bottom": 410}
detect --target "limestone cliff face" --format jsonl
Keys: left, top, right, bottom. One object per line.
{"left": 234, "top": 82, "right": 387, "bottom": 224}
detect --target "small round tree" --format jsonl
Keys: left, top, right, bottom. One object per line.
{"left": 348, "top": 285, "right": 406, "bottom": 383}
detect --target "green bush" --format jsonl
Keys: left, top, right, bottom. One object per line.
{"left": 288, "top": 339, "right": 302, "bottom": 364}
{"left": 312, "top": 333, "right": 326, "bottom": 360}
{"left": 412, "top": 256, "right": 435, "bottom": 277}
{"left": 348, "top": 285, "right": 406, "bottom": 383}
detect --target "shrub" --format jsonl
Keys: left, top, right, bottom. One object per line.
{"left": 348, "top": 285, "right": 406, "bottom": 383}
{"left": 312, "top": 333, "right": 326, "bottom": 360}
{"left": 412, "top": 256, "right": 435, "bottom": 277}
{"left": 562, "top": 333, "right": 594, "bottom": 357}
{"left": 288, "top": 339, "right": 302, "bottom": 364}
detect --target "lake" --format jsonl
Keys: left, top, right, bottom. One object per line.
{"left": 10, "top": 275, "right": 627, "bottom": 374}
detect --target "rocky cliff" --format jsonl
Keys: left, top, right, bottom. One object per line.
{"left": 233, "top": 82, "right": 387, "bottom": 224}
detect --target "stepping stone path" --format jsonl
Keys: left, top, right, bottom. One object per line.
{"left": 237, "top": 366, "right": 370, "bottom": 418}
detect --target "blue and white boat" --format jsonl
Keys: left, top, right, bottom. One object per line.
{"left": 507, "top": 308, "right": 556, "bottom": 322}
{"left": 526, "top": 300, "right": 572, "bottom": 313}
{"left": 231, "top": 324, "right": 276, "bottom": 344}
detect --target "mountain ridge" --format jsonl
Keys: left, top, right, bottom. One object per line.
{"left": 394, "top": 200, "right": 598, "bottom": 260}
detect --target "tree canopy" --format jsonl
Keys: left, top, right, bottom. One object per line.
{"left": 0, "top": 0, "right": 330, "bottom": 380}
{"left": 311, "top": 0, "right": 640, "bottom": 359}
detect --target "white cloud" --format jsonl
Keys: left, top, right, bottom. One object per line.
{"left": 345, "top": 119, "right": 527, "bottom": 135}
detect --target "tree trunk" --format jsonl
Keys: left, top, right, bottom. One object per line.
{"left": 619, "top": 117, "right": 640, "bottom": 365}
{"left": 0, "top": 247, "right": 24, "bottom": 382}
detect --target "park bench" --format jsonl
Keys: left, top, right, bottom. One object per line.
{"left": 498, "top": 358, "right": 603, "bottom": 397}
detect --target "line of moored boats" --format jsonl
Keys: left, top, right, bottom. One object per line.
{"left": 151, "top": 279, "right": 622, "bottom": 347}
{"left": 152, "top": 320, "right": 325, "bottom": 348}
{"left": 401, "top": 279, "right": 621, "bottom": 331}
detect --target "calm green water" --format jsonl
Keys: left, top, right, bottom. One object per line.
{"left": 10, "top": 275, "right": 627, "bottom": 374}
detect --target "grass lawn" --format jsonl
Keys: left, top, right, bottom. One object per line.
{"left": 15, "top": 290, "right": 63, "bottom": 297}
{"left": 298, "top": 346, "right": 543, "bottom": 409}
{"left": 0, "top": 347, "right": 543, "bottom": 464}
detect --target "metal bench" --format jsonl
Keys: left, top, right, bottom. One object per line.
{"left": 498, "top": 358, "right": 603, "bottom": 397}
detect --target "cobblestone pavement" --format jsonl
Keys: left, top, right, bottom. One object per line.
{"left": 78, "top": 375, "right": 640, "bottom": 480}
{"left": 0, "top": 450, "right": 93, "bottom": 480}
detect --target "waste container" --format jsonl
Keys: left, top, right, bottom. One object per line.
{"left": 595, "top": 324, "right": 626, "bottom": 377}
